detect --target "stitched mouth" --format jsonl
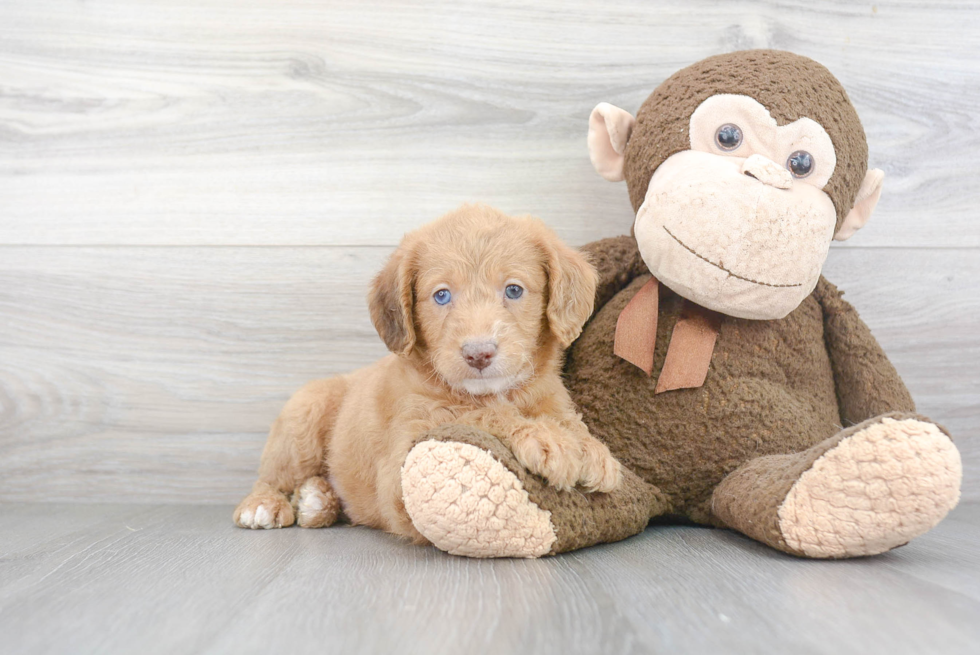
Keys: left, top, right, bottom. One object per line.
{"left": 662, "top": 226, "right": 803, "bottom": 289}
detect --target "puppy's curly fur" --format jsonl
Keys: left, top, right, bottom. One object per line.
{"left": 234, "top": 204, "right": 621, "bottom": 541}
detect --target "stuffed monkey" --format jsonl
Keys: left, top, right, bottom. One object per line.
{"left": 400, "top": 50, "right": 962, "bottom": 558}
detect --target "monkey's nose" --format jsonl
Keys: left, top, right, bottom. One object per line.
{"left": 741, "top": 154, "right": 792, "bottom": 189}
{"left": 461, "top": 339, "right": 497, "bottom": 371}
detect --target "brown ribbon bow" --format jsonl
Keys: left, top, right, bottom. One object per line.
{"left": 613, "top": 277, "right": 721, "bottom": 394}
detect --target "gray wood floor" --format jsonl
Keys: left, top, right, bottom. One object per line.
{"left": 1, "top": 502, "right": 978, "bottom": 655}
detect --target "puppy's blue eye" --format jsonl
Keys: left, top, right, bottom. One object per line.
{"left": 505, "top": 284, "right": 524, "bottom": 300}
{"left": 433, "top": 289, "right": 451, "bottom": 305}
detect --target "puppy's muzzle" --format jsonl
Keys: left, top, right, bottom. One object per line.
{"left": 461, "top": 339, "right": 497, "bottom": 371}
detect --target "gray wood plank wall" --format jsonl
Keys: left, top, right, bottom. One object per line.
{"left": 1, "top": 0, "right": 978, "bottom": 503}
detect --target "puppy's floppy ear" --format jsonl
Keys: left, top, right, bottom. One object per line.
{"left": 539, "top": 228, "right": 598, "bottom": 348}
{"left": 368, "top": 240, "right": 417, "bottom": 356}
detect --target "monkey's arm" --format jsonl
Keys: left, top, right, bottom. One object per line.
{"left": 812, "top": 276, "right": 915, "bottom": 425}
{"left": 579, "top": 236, "right": 650, "bottom": 310}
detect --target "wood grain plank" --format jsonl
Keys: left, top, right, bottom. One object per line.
{"left": 0, "top": 245, "right": 976, "bottom": 503}
{"left": 1, "top": 0, "right": 978, "bottom": 247}
{"left": 0, "top": 246, "right": 391, "bottom": 502}
{"left": 0, "top": 503, "right": 977, "bottom": 655}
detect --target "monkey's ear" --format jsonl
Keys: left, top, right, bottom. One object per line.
{"left": 588, "top": 103, "right": 636, "bottom": 182}
{"left": 368, "top": 243, "right": 417, "bottom": 356}
{"left": 834, "top": 168, "right": 885, "bottom": 241}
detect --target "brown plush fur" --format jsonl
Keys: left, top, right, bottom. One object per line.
{"left": 623, "top": 50, "right": 868, "bottom": 231}
{"left": 233, "top": 204, "right": 620, "bottom": 539}
{"left": 565, "top": 237, "right": 915, "bottom": 522}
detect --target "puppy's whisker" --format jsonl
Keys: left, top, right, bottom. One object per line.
{"left": 516, "top": 343, "right": 536, "bottom": 380}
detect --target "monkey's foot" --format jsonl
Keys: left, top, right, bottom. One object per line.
{"left": 404, "top": 425, "right": 666, "bottom": 557}
{"left": 778, "top": 417, "right": 962, "bottom": 558}
{"left": 401, "top": 440, "right": 557, "bottom": 558}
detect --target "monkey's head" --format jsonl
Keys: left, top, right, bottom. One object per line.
{"left": 588, "top": 50, "right": 884, "bottom": 320}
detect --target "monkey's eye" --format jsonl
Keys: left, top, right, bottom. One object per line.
{"left": 715, "top": 124, "right": 743, "bottom": 151}
{"left": 433, "top": 288, "right": 452, "bottom": 305}
{"left": 505, "top": 284, "right": 524, "bottom": 300}
{"left": 787, "top": 150, "right": 814, "bottom": 178}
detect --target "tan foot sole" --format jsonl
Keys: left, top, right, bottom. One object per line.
{"left": 401, "top": 441, "right": 557, "bottom": 558}
{"left": 778, "top": 418, "right": 962, "bottom": 558}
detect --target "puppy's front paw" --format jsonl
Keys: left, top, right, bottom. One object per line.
{"left": 510, "top": 423, "right": 583, "bottom": 492}
{"left": 234, "top": 490, "right": 295, "bottom": 529}
{"left": 578, "top": 436, "right": 622, "bottom": 493}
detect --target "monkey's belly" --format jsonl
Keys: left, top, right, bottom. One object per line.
{"left": 565, "top": 276, "right": 841, "bottom": 516}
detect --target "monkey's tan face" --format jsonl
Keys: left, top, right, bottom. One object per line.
{"left": 633, "top": 94, "right": 840, "bottom": 320}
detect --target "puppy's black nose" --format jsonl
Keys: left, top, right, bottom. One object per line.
{"left": 461, "top": 340, "right": 497, "bottom": 371}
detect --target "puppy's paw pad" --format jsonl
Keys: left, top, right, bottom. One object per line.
{"left": 402, "top": 440, "right": 556, "bottom": 558}
{"left": 234, "top": 493, "right": 295, "bottom": 529}
{"left": 294, "top": 477, "right": 341, "bottom": 529}
{"left": 779, "top": 418, "right": 962, "bottom": 558}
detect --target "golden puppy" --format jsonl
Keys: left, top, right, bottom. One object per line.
{"left": 234, "top": 204, "right": 621, "bottom": 543}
